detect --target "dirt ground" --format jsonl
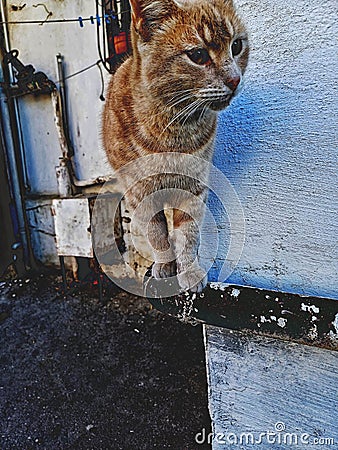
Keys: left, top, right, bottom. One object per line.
{"left": 0, "top": 271, "right": 212, "bottom": 450}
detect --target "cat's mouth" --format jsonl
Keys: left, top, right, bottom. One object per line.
{"left": 208, "top": 95, "right": 233, "bottom": 111}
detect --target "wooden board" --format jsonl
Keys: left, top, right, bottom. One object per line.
{"left": 204, "top": 325, "right": 338, "bottom": 449}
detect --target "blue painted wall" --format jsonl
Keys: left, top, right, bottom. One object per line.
{"left": 205, "top": 0, "right": 337, "bottom": 299}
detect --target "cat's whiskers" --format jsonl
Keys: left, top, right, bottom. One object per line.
{"left": 165, "top": 93, "right": 194, "bottom": 110}
{"left": 160, "top": 98, "right": 206, "bottom": 137}
{"left": 152, "top": 91, "right": 195, "bottom": 120}
{"left": 197, "top": 87, "right": 232, "bottom": 100}
{"left": 152, "top": 96, "right": 192, "bottom": 121}
{"left": 160, "top": 101, "right": 195, "bottom": 137}
{"left": 167, "top": 88, "right": 196, "bottom": 97}
{"left": 158, "top": 88, "right": 194, "bottom": 106}
{"left": 163, "top": 89, "right": 197, "bottom": 109}
{"left": 199, "top": 87, "right": 231, "bottom": 93}
{"left": 182, "top": 99, "right": 207, "bottom": 126}
{"left": 198, "top": 100, "right": 211, "bottom": 122}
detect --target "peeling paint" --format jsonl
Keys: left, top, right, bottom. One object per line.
{"left": 301, "top": 303, "right": 320, "bottom": 314}
{"left": 231, "top": 288, "right": 241, "bottom": 298}
{"left": 205, "top": 326, "right": 338, "bottom": 450}
{"left": 329, "top": 313, "right": 338, "bottom": 341}
{"left": 277, "top": 318, "right": 287, "bottom": 328}
{"left": 210, "top": 282, "right": 229, "bottom": 291}
{"left": 308, "top": 324, "right": 318, "bottom": 340}
{"left": 52, "top": 198, "right": 93, "bottom": 258}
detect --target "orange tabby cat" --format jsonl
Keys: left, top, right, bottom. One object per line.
{"left": 102, "top": 0, "right": 249, "bottom": 293}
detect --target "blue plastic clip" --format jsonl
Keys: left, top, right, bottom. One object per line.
{"left": 104, "top": 14, "right": 111, "bottom": 24}
{"left": 90, "top": 15, "right": 94, "bottom": 24}
{"left": 96, "top": 14, "right": 101, "bottom": 26}
{"left": 110, "top": 12, "right": 117, "bottom": 20}
{"left": 78, "top": 16, "right": 84, "bottom": 27}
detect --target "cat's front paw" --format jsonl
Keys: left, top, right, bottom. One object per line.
{"left": 152, "top": 261, "right": 177, "bottom": 279}
{"left": 177, "top": 264, "right": 207, "bottom": 293}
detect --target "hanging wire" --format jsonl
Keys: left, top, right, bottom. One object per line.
{"left": 96, "top": 61, "right": 106, "bottom": 101}
{"left": 61, "top": 60, "right": 101, "bottom": 82}
{"left": 0, "top": 10, "right": 130, "bottom": 26}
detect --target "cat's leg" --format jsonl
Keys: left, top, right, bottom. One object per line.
{"left": 126, "top": 185, "right": 176, "bottom": 279}
{"left": 147, "top": 210, "right": 177, "bottom": 279}
{"left": 172, "top": 204, "right": 208, "bottom": 293}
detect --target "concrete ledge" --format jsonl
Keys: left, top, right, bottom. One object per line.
{"left": 148, "top": 283, "right": 338, "bottom": 350}
{"left": 204, "top": 326, "right": 338, "bottom": 449}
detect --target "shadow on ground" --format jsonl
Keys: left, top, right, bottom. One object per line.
{"left": 0, "top": 272, "right": 211, "bottom": 449}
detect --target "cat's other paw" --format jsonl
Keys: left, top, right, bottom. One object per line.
{"left": 177, "top": 265, "right": 207, "bottom": 293}
{"left": 152, "top": 261, "right": 177, "bottom": 279}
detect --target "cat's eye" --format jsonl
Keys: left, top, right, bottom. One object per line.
{"left": 186, "top": 48, "right": 211, "bottom": 66}
{"left": 231, "top": 39, "right": 243, "bottom": 57}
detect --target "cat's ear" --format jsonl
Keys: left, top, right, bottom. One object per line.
{"left": 129, "top": 0, "right": 175, "bottom": 41}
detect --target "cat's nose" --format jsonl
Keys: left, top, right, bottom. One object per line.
{"left": 226, "top": 76, "right": 241, "bottom": 91}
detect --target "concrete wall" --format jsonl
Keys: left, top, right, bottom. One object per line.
{"left": 2, "top": 0, "right": 113, "bottom": 264}
{"left": 206, "top": 0, "right": 337, "bottom": 299}
{"left": 5, "top": 0, "right": 112, "bottom": 195}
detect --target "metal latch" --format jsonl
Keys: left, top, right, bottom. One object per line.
{"left": 2, "top": 48, "right": 56, "bottom": 96}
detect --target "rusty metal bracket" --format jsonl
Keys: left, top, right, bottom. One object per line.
{"left": 1, "top": 48, "right": 55, "bottom": 96}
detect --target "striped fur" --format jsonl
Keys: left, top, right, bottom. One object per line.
{"left": 102, "top": 0, "right": 249, "bottom": 292}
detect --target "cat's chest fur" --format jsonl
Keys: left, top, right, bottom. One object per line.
{"left": 103, "top": 59, "right": 217, "bottom": 172}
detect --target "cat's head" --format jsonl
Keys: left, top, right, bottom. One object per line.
{"left": 129, "top": 0, "right": 249, "bottom": 112}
